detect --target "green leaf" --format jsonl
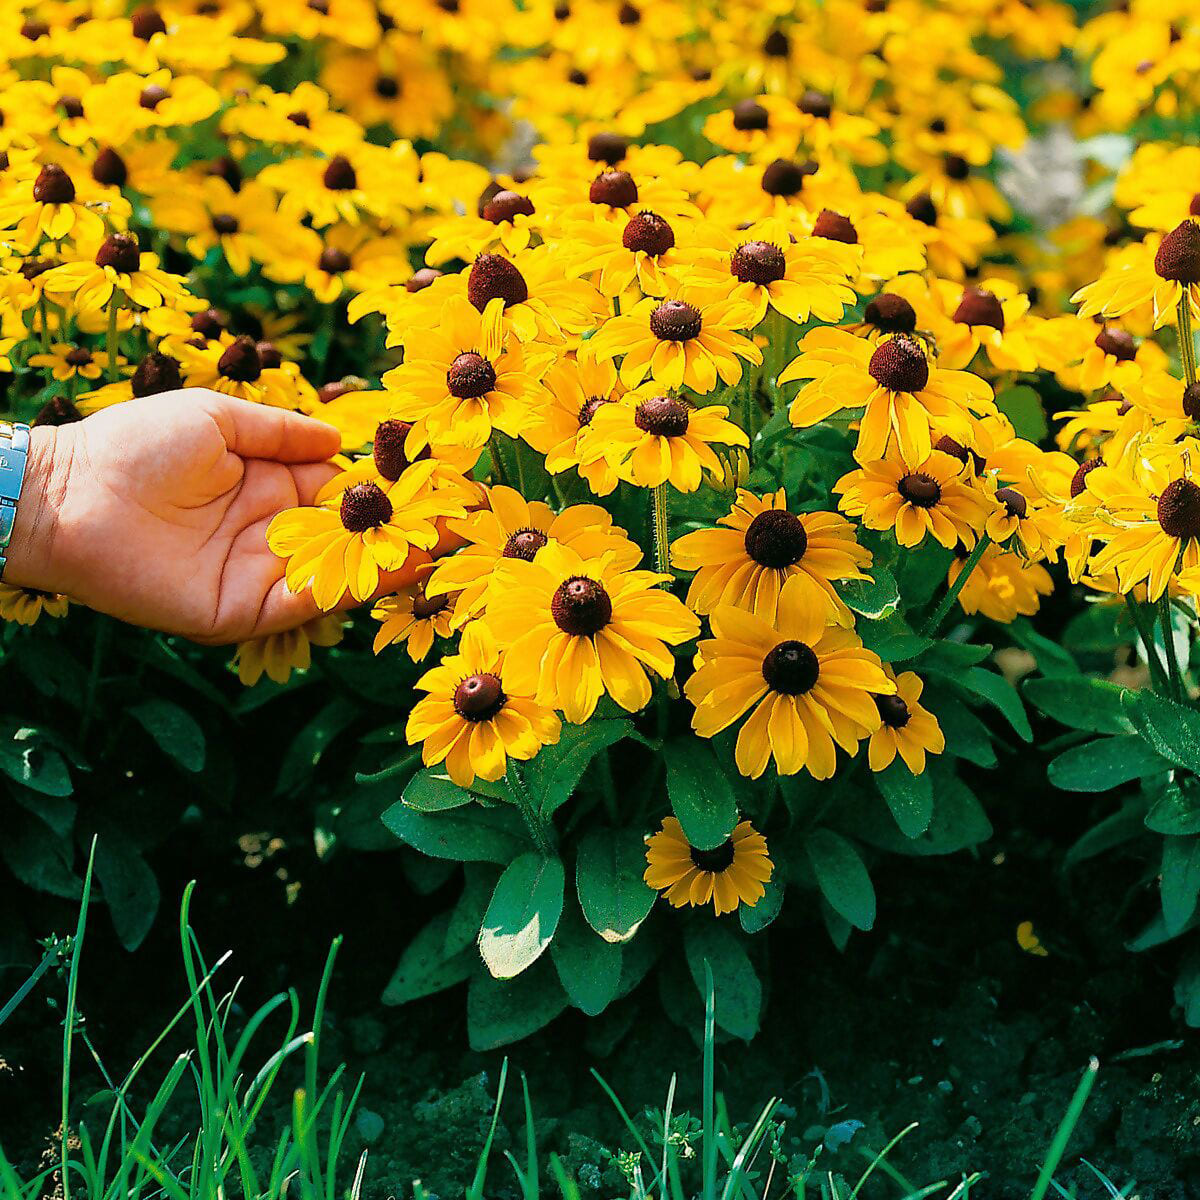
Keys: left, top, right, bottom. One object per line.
{"left": 478, "top": 853, "right": 565, "bottom": 979}
{"left": 1147, "top": 780, "right": 1200, "bottom": 836}
{"left": 402, "top": 769, "right": 475, "bottom": 812}
{"left": 875, "top": 760, "right": 934, "bottom": 837}
{"left": 575, "top": 827, "right": 656, "bottom": 944}
{"left": 1066, "top": 803, "right": 1146, "bottom": 870}
{"left": 739, "top": 879, "right": 784, "bottom": 934}
{"left": 858, "top": 616, "right": 930, "bottom": 663}
{"left": 684, "top": 921, "right": 761, "bottom": 1040}
{"left": 551, "top": 901, "right": 623, "bottom": 1016}
{"left": 1162, "top": 837, "right": 1200, "bottom": 936}
{"left": 805, "top": 829, "right": 875, "bottom": 930}
{"left": 835, "top": 566, "right": 899, "bottom": 619}
{"left": 128, "top": 700, "right": 206, "bottom": 773}
{"left": 924, "top": 697, "right": 996, "bottom": 767}
{"left": 381, "top": 802, "right": 529, "bottom": 863}
{"left": 996, "top": 384, "right": 1048, "bottom": 442}
{"left": 0, "top": 813, "right": 80, "bottom": 900}
{"left": 1047, "top": 736, "right": 1167, "bottom": 792}
{"left": 957, "top": 668, "right": 1032, "bottom": 741}
{"left": 275, "top": 699, "right": 356, "bottom": 794}
{"left": 1007, "top": 618, "right": 1080, "bottom": 678}
{"left": 1122, "top": 691, "right": 1200, "bottom": 773}
{"left": 910, "top": 641, "right": 993, "bottom": 672}
{"left": 1023, "top": 677, "right": 1133, "bottom": 736}
{"left": 523, "top": 719, "right": 631, "bottom": 817}
{"left": 468, "top": 958, "right": 568, "bottom": 1050}
{"left": 444, "top": 865, "right": 497, "bottom": 958}
{"left": 382, "top": 912, "right": 473, "bottom": 1005}
{"left": 0, "top": 729, "right": 73, "bottom": 797}
{"left": 94, "top": 836, "right": 159, "bottom": 951}
{"left": 664, "top": 739, "right": 738, "bottom": 850}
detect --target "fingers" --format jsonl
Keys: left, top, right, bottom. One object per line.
{"left": 204, "top": 392, "right": 341, "bottom": 464}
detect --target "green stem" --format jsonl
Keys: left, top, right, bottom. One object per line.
{"left": 1160, "top": 596, "right": 1185, "bottom": 700}
{"left": 651, "top": 483, "right": 671, "bottom": 580}
{"left": 506, "top": 763, "right": 553, "bottom": 856}
{"left": 1177, "top": 294, "right": 1198, "bottom": 386}
{"left": 488, "top": 433, "right": 509, "bottom": 487}
{"left": 1124, "top": 595, "right": 1170, "bottom": 692}
{"left": 80, "top": 616, "right": 112, "bottom": 746}
{"left": 36, "top": 297, "right": 50, "bottom": 355}
{"left": 105, "top": 289, "right": 122, "bottom": 384}
{"left": 921, "top": 535, "right": 991, "bottom": 637}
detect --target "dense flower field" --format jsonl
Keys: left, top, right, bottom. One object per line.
{"left": 6, "top": 0, "right": 1200, "bottom": 1072}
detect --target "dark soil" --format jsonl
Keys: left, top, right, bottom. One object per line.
{"left": 3, "top": 761, "right": 1199, "bottom": 1199}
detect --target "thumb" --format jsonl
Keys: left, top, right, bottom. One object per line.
{"left": 202, "top": 391, "right": 341, "bottom": 463}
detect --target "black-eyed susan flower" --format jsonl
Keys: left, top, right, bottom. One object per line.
{"left": 27, "top": 342, "right": 117, "bottom": 381}
{"left": 835, "top": 447, "right": 992, "bottom": 549}
{"left": 371, "top": 574, "right": 457, "bottom": 660}
{"left": 672, "top": 488, "right": 872, "bottom": 623}
{"left": 406, "top": 621, "right": 562, "bottom": 789}
{"left": 644, "top": 817, "right": 773, "bottom": 916}
{"left": 781, "top": 328, "right": 994, "bottom": 464}
{"left": 176, "top": 334, "right": 312, "bottom": 410}
{"left": 564, "top": 207, "right": 697, "bottom": 302}
{"left": 686, "top": 574, "right": 895, "bottom": 780}
{"left": 578, "top": 387, "right": 748, "bottom": 492}
{"left": 485, "top": 542, "right": 699, "bottom": 724}
{"left": 233, "top": 615, "right": 346, "bottom": 687}
{"left": 0, "top": 161, "right": 122, "bottom": 248}
{"left": 41, "top": 232, "right": 189, "bottom": 313}
{"left": 867, "top": 670, "right": 945, "bottom": 774}
{"left": 424, "top": 486, "right": 638, "bottom": 626}
{"left": 0, "top": 584, "right": 68, "bottom": 626}
{"left": 949, "top": 543, "right": 1053, "bottom": 622}
{"left": 590, "top": 293, "right": 761, "bottom": 394}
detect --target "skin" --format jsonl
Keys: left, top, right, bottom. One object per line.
{"left": 6, "top": 389, "right": 431, "bottom": 644}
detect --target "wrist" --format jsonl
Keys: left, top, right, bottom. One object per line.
{"left": 4, "top": 425, "right": 69, "bottom": 594}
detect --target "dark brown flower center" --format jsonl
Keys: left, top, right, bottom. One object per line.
{"left": 731, "top": 240, "right": 786, "bottom": 285}
{"left": 131, "top": 5, "right": 166, "bottom": 38}
{"left": 257, "top": 341, "right": 283, "bottom": 368}
{"left": 798, "top": 89, "right": 833, "bottom": 118}
{"left": 944, "top": 154, "right": 970, "bottom": 180}
{"left": 869, "top": 335, "right": 929, "bottom": 392}
{"left": 876, "top": 693, "right": 911, "bottom": 729}
{"left": 191, "top": 308, "right": 225, "bottom": 339}
{"left": 551, "top": 576, "right": 612, "bottom": 636}
{"left": 139, "top": 84, "right": 169, "bottom": 110}
{"left": 33, "top": 396, "right": 83, "bottom": 427}
{"left": 905, "top": 193, "right": 938, "bottom": 225}
{"left": 374, "top": 75, "right": 400, "bottom": 98}
{"left": 898, "top": 473, "right": 942, "bottom": 507}
{"left": 482, "top": 190, "right": 534, "bottom": 224}
{"left": 649, "top": 300, "right": 702, "bottom": 342}
{"left": 453, "top": 673, "right": 506, "bottom": 722}
{"left": 373, "top": 419, "right": 427, "bottom": 481}
{"left": 587, "top": 131, "right": 628, "bottom": 164}
{"left": 763, "top": 28, "right": 789, "bottom": 56}
{"left": 19, "top": 257, "right": 54, "bottom": 280}
{"left": 1069, "top": 457, "right": 1101, "bottom": 498}
{"left": 64, "top": 346, "right": 92, "bottom": 366}
{"left": 589, "top": 170, "right": 638, "bottom": 208}
{"left": 578, "top": 395, "right": 611, "bottom": 426}
{"left": 622, "top": 211, "right": 675, "bottom": 256}
{"left": 731, "top": 99, "right": 769, "bottom": 131}
{"left": 411, "top": 584, "right": 449, "bottom": 619}
{"left": 617, "top": 2, "right": 640, "bottom": 23}
{"left": 1157, "top": 478, "right": 1200, "bottom": 540}
{"left": 32, "top": 164, "right": 75, "bottom": 205}
{"left": 288, "top": 110, "right": 311, "bottom": 128}
{"left": 322, "top": 155, "right": 357, "bottom": 190}
{"left": 208, "top": 158, "right": 241, "bottom": 196}
{"left": 864, "top": 293, "right": 917, "bottom": 333}
{"left": 131, "top": 351, "right": 183, "bottom": 397}
{"left": 812, "top": 209, "right": 858, "bottom": 244}
{"left": 503, "top": 527, "right": 549, "bottom": 561}
{"left": 59, "top": 95, "right": 84, "bottom": 119}
{"left": 95, "top": 233, "right": 140, "bottom": 273}
{"left": 319, "top": 246, "right": 351, "bottom": 273}
{"left": 340, "top": 481, "right": 393, "bottom": 533}
{"left": 995, "top": 487, "right": 1026, "bottom": 519}
{"left": 446, "top": 351, "right": 497, "bottom": 399}
{"left": 406, "top": 267, "right": 442, "bottom": 292}
{"left": 217, "top": 335, "right": 263, "bottom": 382}
{"left": 20, "top": 19, "right": 49, "bottom": 38}
{"left": 92, "top": 146, "right": 127, "bottom": 187}
{"left": 762, "top": 640, "right": 819, "bottom": 695}
{"left": 954, "top": 287, "right": 1005, "bottom": 330}
{"left": 690, "top": 839, "right": 736, "bottom": 872}
{"left": 211, "top": 212, "right": 239, "bottom": 235}
{"left": 761, "top": 158, "right": 816, "bottom": 197}
{"left": 1154, "top": 221, "right": 1200, "bottom": 284}
{"left": 467, "top": 253, "right": 528, "bottom": 311}
{"left": 635, "top": 394, "right": 690, "bottom": 436}
{"left": 1182, "top": 381, "right": 1200, "bottom": 421}
{"left": 1094, "top": 327, "right": 1135, "bottom": 361}
{"left": 744, "top": 509, "right": 808, "bottom": 568}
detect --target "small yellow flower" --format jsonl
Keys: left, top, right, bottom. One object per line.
{"left": 644, "top": 817, "right": 773, "bottom": 917}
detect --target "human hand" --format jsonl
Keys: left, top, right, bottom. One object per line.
{"left": 6, "top": 390, "right": 425, "bottom": 643}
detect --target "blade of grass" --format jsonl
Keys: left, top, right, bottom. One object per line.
{"left": 1029, "top": 1058, "right": 1099, "bottom": 1200}
{"left": 61, "top": 838, "right": 97, "bottom": 1200}
{"left": 467, "top": 1058, "right": 509, "bottom": 1200}
{"left": 703, "top": 962, "right": 717, "bottom": 1200}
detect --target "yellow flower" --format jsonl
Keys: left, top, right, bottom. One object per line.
{"left": 27, "top": 342, "right": 117, "bottom": 381}
{"left": 686, "top": 574, "right": 895, "bottom": 780}
{"left": 371, "top": 575, "right": 457, "bottom": 660}
{"left": 578, "top": 387, "right": 748, "bottom": 492}
{"left": 41, "top": 232, "right": 189, "bottom": 313}
{"left": 835, "top": 447, "right": 992, "bottom": 550}
{"left": 589, "top": 293, "right": 762, "bottom": 394}
{"left": 644, "top": 817, "right": 773, "bottom": 916}
{"left": 781, "top": 328, "right": 994, "bottom": 464}
{"left": 233, "top": 616, "right": 346, "bottom": 687}
{"left": 176, "top": 335, "right": 313, "bottom": 410}
{"left": 0, "top": 162, "right": 122, "bottom": 249}
{"left": 424, "top": 486, "right": 639, "bottom": 626}
{"left": 406, "top": 622, "right": 562, "bottom": 789}
{"left": 672, "top": 488, "right": 872, "bottom": 623}
{"left": 0, "top": 584, "right": 68, "bottom": 626}
{"left": 485, "top": 542, "right": 700, "bottom": 723}
{"left": 867, "top": 670, "right": 945, "bottom": 774}
{"left": 563, "top": 208, "right": 699, "bottom": 302}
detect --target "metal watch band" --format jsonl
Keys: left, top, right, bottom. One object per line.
{"left": 0, "top": 421, "right": 32, "bottom": 578}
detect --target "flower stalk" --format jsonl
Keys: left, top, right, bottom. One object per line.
{"left": 505, "top": 763, "right": 553, "bottom": 856}
{"left": 1177, "top": 295, "right": 1198, "bottom": 386}
{"left": 105, "top": 288, "right": 123, "bottom": 384}
{"left": 922, "top": 535, "right": 991, "bottom": 637}
{"left": 651, "top": 482, "right": 671, "bottom": 580}
{"left": 1160, "top": 596, "right": 1185, "bottom": 701}
{"left": 1124, "top": 595, "right": 1170, "bottom": 693}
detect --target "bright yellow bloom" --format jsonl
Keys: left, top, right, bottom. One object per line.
{"left": 233, "top": 616, "right": 346, "bottom": 687}
{"left": 371, "top": 575, "right": 457, "bottom": 660}
{"left": 867, "top": 670, "right": 945, "bottom": 774}
{"left": 41, "top": 232, "right": 189, "bottom": 313}
{"left": 644, "top": 817, "right": 773, "bottom": 916}
{"left": 0, "top": 584, "right": 68, "bottom": 626}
